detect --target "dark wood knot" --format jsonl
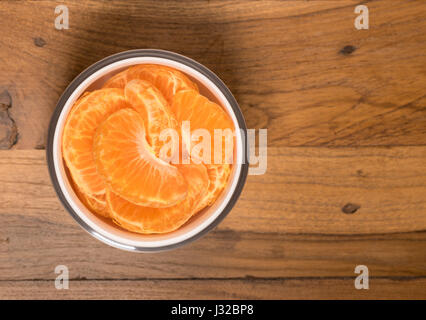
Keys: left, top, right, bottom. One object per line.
{"left": 34, "top": 37, "right": 47, "bottom": 47}
{"left": 340, "top": 45, "right": 357, "bottom": 55}
{"left": 342, "top": 203, "right": 360, "bottom": 214}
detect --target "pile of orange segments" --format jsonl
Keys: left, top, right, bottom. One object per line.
{"left": 62, "top": 64, "right": 234, "bottom": 234}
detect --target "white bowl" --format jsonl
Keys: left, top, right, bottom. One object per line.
{"left": 47, "top": 49, "right": 248, "bottom": 252}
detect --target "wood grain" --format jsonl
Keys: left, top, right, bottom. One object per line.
{"left": 0, "top": 0, "right": 424, "bottom": 149}
{"left": 0, "top": 0, "right": 425, "bottom": 299}
{"left": 0, "top": 150, "right": 425, "bottom": 282}
{"left": 1, "top": 278, "right": 425, "bottom": 300}
{"left": 1, "top": 148, "right": 425, "bottom": 236}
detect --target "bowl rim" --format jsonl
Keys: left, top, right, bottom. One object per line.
{"left": 46, "top": 49, "right": 248, "bottom": 252}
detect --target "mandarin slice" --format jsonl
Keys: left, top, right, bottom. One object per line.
{"left": 93, "top": 108, "right": 187, "bottom": 207}
{"left": 103, "top": 64, "right": 198, "bottom": 105}
{"left": 102, "top": 70, "right": 127, "bottom": 89}
{"left": 195, "top": 163, "right": 232, "bottom": 212}
{"left": 107, "top": 163, "right": 209, "bottom": 234}
{"left": 171, "top": 89, "right": 235, "bottom": 165}
{"left": 84, "top": 193, "right": 110, "bottom": 218}
{"left": 62, "top": 88, "right": 130, "bottom": 195}
{"left": 124, "top": 79, "right": 178, "bottom": 158}
{"left": 72, "top": 182, "right": 110, "bottom": 218}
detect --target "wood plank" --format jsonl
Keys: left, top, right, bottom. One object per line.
{"left": 2, "top": 225, "right": 426, "bottom": 280}
{"left": 1, "top": 278, "right": 425, "bottom": 300}
{"left": 0, "top": 0, "right": 425, "bottom": 149}
{"left": 0, "top": 149, "right": 425, "bottom": 280}
{"left": 1, "top": 148, "right": 425, "bottom": 235}
{"left": 1, "top": 221, "right": 426, "bottom": 280}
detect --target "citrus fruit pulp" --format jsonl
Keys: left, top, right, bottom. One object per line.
{"left": 67, "top": 167, "right": 110, "bottom": 218}
{"left": 62, "top": 88, "right": 130, "bottom": 195}
{"left": 107, "top": 163, "right": 209, "bottom": 234}
{"left": 194, "top": 163, "right": 232, "bottom": 212}
{"left": 103, "top": 64, "right": 198, "bottom": 105}
{"left": 62, "top": 64, "right": 235, "bottom": 234}
{"left": 170, "top": 89, "right": 234, "bottom": 209}
{"left": 124, "top": 79, "right": 178, "bottom": 158}
{"left": 80, "top": 192, "right": 110, "bottom": 218}
{"left": 170, "top": 89, "right": 235, "bottom": 165}
{"left": 93, "top": 108, "right": 188, "bottom": 208}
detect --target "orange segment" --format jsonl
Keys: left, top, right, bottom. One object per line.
{"left": 124, "top": 79, "right": 178, "bottom": 158}
{"left": 62, "top": 89, "right": 130, "bottom": 195}
{"left": 69, "top": 174, "right": 109, "bottom": 218}
{"left": 93, "top": 108, "right": 187, "bottom": 207}
{"left": 102, "top": 70, "right": 128, "bottom": 89}
{"left": 171, "top": 89, "right": 235, "bottom": 165}
{"left": 84, "top": 193, "right": 110, "bottom": 218}
{"left": 107, "top": 163, "right": 209, "bottom": 234}
{"left": 195, "top": 164, "right": 232, "bottom": 212}
{"left": 72, "top": 184, "right": 109, "bottom": 218}
{"left": 103, "top": 64, "right": 198, "bottom": 105}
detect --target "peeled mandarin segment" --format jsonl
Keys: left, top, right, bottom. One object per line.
{"left": 84, "top": 193, "right": 110, "bottom": 218}
{"left": 171, "top": 89, "right": 235, "bottom": 165}
{"left": 124, "top": 79, "right": 178, "bottom": 158}
{"left": 103, "top": 64, "right": 198, "bottom": 105}
{"left": 126, "top": 64, "right": 198, "bottom": 104}
{"left": 195, "top": 163, "right": 232, "bottom": 212}
{"left": 93, "top": 108, "right": 187, "bottom": 208}
{"left": 206, "top": 164, "right": 232, "bottom": 205}
{"left": 102, "top": 70, "right": 128, "bottom": 89}
{"left": 177, "top": 163, "right": 209, "bottom": 216}
{"left": 72, "top": 184, "right": 110, "bottom": 218}
{"left": 107, "top": 163, "right": 209, "bottom": 234}
{"left": 62, "top": 89, "right": 130, "bottom": 195}
{"left": 102, "top": 64, "right": 199, "bottom": 105}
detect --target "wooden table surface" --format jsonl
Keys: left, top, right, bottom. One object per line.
{"left": 0, "top": 0, "right": 425, "bottom": 299}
